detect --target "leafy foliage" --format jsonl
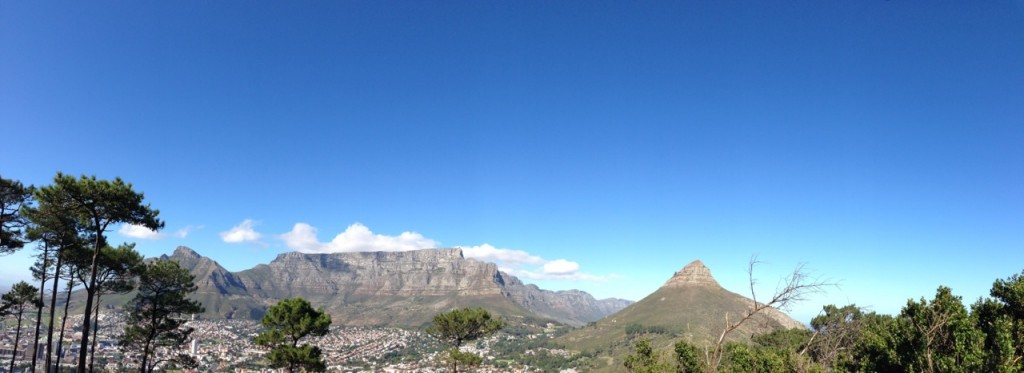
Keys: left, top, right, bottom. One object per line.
{"left": 427, "top": 307, "right": 506, "bottom": 348}
{"left": 624, "top": 338, "right": 673, "bottom": 373}
{"left": 86, "top": 243, "right": 146, "bottom": 295}
{"left": 898, "top": 286, "right": 984, "bottom": 372}
{"left": 442, "top": 348, "right": 483, "bottom": 369}
{"left": 23, "top": 182, "right": 83, "bottom": 250}
{"left": 981, "top": 270, "right": 1024, "bottom": 371}
{"left": 0, "top": 282, "right": 41, "bottom": 313}
{"left": 0, "top": 175, "right": 33, "bottom": 254}
{"left": 674, "top": 340, "right": 704, "bottom": 373}
{"left": 263, "top": 344, "right": 326, "bottom": 373}
{"left": 681, "top": 276, "right": 1024, "bottom": 373}
{"left": 254, "top": 297, "right": 332, "bottom": 373}
{"left": 592, "top": 269, "right": 1024, "bottom": 373}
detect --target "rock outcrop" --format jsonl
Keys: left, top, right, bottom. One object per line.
{"left": 663, "top": 260, "right": 719, "bottom": 288}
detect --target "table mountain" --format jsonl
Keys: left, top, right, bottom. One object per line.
{"left": 166, "top": 246, "right": 630, "bottom": 327}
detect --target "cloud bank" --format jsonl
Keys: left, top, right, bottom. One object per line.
{"left": 279, "top": 223, "right": 614, "bottom": 282}
{"left": 280, "top": 223, "right": 438, "bottom": 253}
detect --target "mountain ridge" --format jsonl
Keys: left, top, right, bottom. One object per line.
{"left": 165, "top": 246, "right": 631, "bottom": 327}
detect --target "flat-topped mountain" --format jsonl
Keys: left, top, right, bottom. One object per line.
{"left": 166, "top": 246, "right": 631, "bottom": 327}
{"left": 559, "top": 260, "right": 805, "bottom": 371}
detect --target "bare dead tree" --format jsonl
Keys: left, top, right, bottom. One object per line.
{"left": 914, "top": 305, "right": 954, "bottom": 373}
{"left": 703, "top": 256, "right": 834, "bottom": 373}
{"left": 799, "top": 304, "right": 866, "bottom": 370}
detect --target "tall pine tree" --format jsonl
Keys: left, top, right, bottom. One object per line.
{"left": 42, "top": 173, "right": 162, "bottom": 372}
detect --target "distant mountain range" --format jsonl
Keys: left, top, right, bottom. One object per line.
{"left": 166, "top": 246, "right": 632, "bottom": 327}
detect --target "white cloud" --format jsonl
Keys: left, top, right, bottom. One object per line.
{"left": 460, "top": 244, "right": 545, "bottom": 268}
{"left": 503, "top": 258, "right": 619, "bottom": 281}
{"left": 277, "top": 222, "right": 617, "bottom": 283}
{"left": 542, "top": 259, "right": 580, "bottom": 275}
{"left": 280, "top": 222, "right": 438, "bottom": 253}
{"left": 464, "top": 249, "right": 614, "bottom": 280}
{"left": 461, "top": 246, "right": 615, "bottom": 282}
{"left": 118, "top": 224, "right": 164, "bottom": 240}
{"left": 220, "top": 219, "right": 263, "bottom": 244}
{"left": 509, "top": 268, "right": 620, "bottom": 282}
{"left": 174, "top": 225, "right": 203, "bottom": 238}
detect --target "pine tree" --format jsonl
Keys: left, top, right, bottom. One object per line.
{"left": 23, "top": 185, "right": 85, "bottom": 373}
{"left": 42, "top": 173, "right": 163, "bottom": 372}
{"left": 254, "top": 298, "right": 332, "bottom": 373}
{"left": 2, "top": 281, "right": 42, "bottom": 373}
{"left": 119, "top": 260, "right": 203, "bottom": 373}
{"left": 0, "top": 175, "right": 33, "bottom": 255}
{"left": 425, "top": 307, "right": 505, "bottom": 373}
{"left": 80, "top": 244, "right": 144, "bottom": 371}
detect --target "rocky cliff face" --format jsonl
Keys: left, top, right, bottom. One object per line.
{"left": 167, "top": 246, "right": 631, "bottom": 327}
{"left": 242, "top": 248, "right": 505, "bottom": 297}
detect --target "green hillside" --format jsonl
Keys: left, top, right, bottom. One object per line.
{"left": 557, "top": 260, "right": 805, "bottom": 372}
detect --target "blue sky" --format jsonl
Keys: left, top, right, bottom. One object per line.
{"left": 2, "top": 1, "right": 1022, "bottom": 323}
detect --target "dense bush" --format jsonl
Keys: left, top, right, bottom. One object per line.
{"left": 622, "top": 269, "right": 1024, "bottom": 373}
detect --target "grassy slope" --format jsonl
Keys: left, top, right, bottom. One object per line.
{"left": 557, "top": 285, "right": 801, "bottom": 372}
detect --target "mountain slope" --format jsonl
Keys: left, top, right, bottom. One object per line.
{"left": 503, "top": 276, "right": 633, "bottom": 325}
{"left": 166, "top": 246, "right": 630, "bottom": 327}
{"left": 168, "top": 247, "right": 264, "bottom": 319}
{"left": 558, "top": 260, "right": 805, "bottom": 371}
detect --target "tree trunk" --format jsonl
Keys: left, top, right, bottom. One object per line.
{"left": 88, "top": 295, "right": 102, "bottom": 372}
{"left": 45, "top": 254, "right": 64, "bottom": 373}
{"left": 926, "top": 348, "right": 934, "bottom": 373}
{"left": 56, "top": 277, "right": 75, "bottom": 371}
{"left": 77, "top": 233, "right": 102, "bottom": 373}
{"left": 10, "top": 309, "right": 24, "bottom": 373}
{"left": 32, "top": 245, "right": 51, "bottom": 373}
{"left": 31, "top": 280, "right": 46, "bottom": 373}
{"left": 140, "top": 341, "right": 151, "bottom": 373}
